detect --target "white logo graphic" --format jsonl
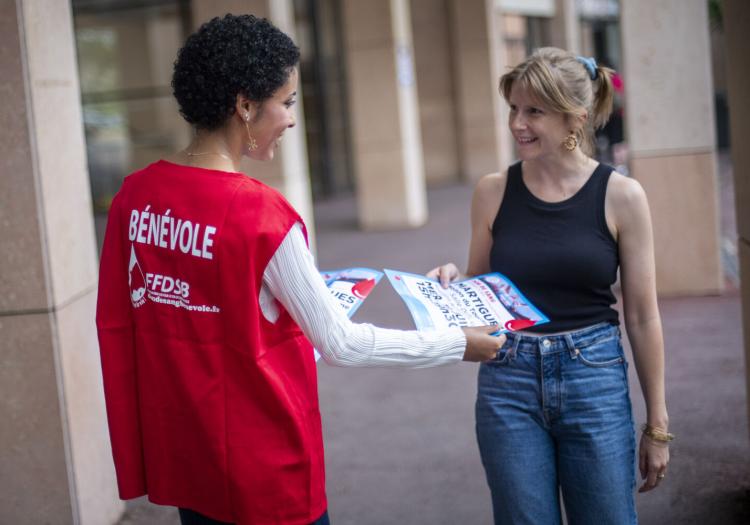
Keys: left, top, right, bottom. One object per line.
{"left": 126, "top": 243, "right": 220, "bottom": 314}
{"left": 129, "top": 245, "right": 147, "bottom": 308}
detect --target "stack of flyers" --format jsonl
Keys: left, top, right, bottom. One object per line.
{"left": 315, "top": 267, "right": 384, "bottom": 360}
{"left": 384, "top": 269, "right": 548, "bottom": 333}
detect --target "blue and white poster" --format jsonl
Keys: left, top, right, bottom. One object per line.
{"left": 385, "top": 269, "right": 548, "bottom": 333}
{"left": 315, "top": 267, "right": 384, "bottom": 360}
{"left": 320, "top": 267, "right": 383, "bottom": 317}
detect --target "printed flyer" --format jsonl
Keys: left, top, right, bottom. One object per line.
{"left": 315, "top": 267, "right": 383, "bottom": 360}
{"left": 384, "top": 269, "right": 549, "bottom": 333}
{"left": 320, "top": 267, "right": 383, "bottom": 317}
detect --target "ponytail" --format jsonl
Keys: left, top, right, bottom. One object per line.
{"left": 591, "top": 64, "right": 616, "bottom": 129}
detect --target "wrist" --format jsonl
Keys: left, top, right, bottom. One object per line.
{"left": 646, "top": 407, "right": 669, "bottom": 430}
{"left": 646, "top": 417, "right": 669, "bottom": 432}
{"left": 641, "top": 423, "right": 674, "bottom": 444}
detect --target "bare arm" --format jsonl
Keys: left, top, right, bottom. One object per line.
{"left": 608, "top": 174, "right": 669, "bottom": 492}
{"left": 611, "top": 176, "right": 667, "bottom": 427}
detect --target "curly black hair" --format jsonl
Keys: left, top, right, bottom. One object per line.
{"left": 172, "top": 14, "right": 300, "bottom": 130}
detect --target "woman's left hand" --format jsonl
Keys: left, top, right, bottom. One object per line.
{"left": 637, "top": 433, "right": 670, "bottom": 492}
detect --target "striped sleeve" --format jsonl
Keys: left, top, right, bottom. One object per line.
{"left": 262, "top": 223, "right": 466, "bottom": 368}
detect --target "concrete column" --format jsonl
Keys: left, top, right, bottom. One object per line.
{"left": 548, "top": 0, "right": 580, "bottom": 53}
{"left": 620, "top": 0, "right": 723, "bottom": 295}
{"left": 145, "top": 14, "right": 191, "bottom": 164}
{"left": 722, "top": 0, "right": 750, "bottom": 432}
{"left": 108, "top": 14, "right": 188, "bottom": 171}
{"left": 450, "top": 0, "right": 507, "bottom": 181}
{"left": 491, "top": 12, "right": 526, "bottom": 172}
{"left": 410, "top": 0, "right": 460, "bottom": 186}
{"left": 192, "top": 0, "right": 316, "bottom": 248}
{"left": 343, "top": 0, "right": 428, "bottom": 229}
{"left": 0, "top": 1, "right": 122, "bottom": 524}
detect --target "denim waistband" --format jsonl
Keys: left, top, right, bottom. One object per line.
{"left": 504, "top": 322, "right": 619, "bottom": 355}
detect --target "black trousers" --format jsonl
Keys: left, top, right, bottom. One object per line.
{"left": 178, "top": 508, "right": 330, "bottom": 525}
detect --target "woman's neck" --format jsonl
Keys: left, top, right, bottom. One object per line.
{"left": 171, "top": 127, "right": 244, "bottom": 173}
{"left": 520, "top": 149, "right": 599, "bottom": 202}
{"left": 524, "top": 149, "right": 595, "bottom": 184}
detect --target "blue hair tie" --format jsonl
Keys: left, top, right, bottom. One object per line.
{"left": 576, "top": 56, "right": 598, "bottom": 80}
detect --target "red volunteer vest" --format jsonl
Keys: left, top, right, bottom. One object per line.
{"left": 96, "top": 160, "right": 326, "bottom": 524}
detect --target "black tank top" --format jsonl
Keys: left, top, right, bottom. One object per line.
{"left": 489, "top": 161, "right": 619, "bottom": 333}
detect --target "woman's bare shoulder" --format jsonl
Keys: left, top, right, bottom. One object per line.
{"left": 605, "top": 170, "right": 651, "bottom": 235}
{"left": 472, "top": 171, "right": 509, "bottom": 226}
{"left": 606, "top": 171, "right": 648, "bottom": 208}
{"left": 474, "top": 171, "right": 509, "bottom": 202}
{"left": 476, "top": 171, "right": 507, "bottom": 189}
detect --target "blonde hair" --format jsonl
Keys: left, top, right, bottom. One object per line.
{"left": 499, "top": 47, "right": 615, "bottom": 155}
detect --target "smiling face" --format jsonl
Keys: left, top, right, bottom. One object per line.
{"left": 245, "top": 68, "right": 298, "bottom": 161}
{"left": 508, "top": 84, "right": 577, "bottom": 161}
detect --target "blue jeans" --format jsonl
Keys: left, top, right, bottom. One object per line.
{"left": 476, "top": 323, "right": 637, "bottom": 525}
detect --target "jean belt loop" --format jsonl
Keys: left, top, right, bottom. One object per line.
{"left": 511, "top": 332, "right": 521, "bottom": 357}
{"left": 564, "top": 333, "right": 579, "bottom": 359}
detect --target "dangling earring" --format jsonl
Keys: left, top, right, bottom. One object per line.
{"left": 244, "top": 114, "right": 258, "bottom": 151}
{"left": 562, "top": 132, "right": 578, "bottom": 151}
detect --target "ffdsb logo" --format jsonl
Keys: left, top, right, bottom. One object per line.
{"left": 146, "top": 273, "right": 190, "bottom": 298}
{"left": 128, "top": 244, "right": 191, "bottom": 307}
{"left": 126, "top": 242, "right": 220, "bottom": 314}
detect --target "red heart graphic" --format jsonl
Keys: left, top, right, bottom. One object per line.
{"left": 352, "top": 278, "right": 376, "bottom": 299}
{"left": 504, "top": 319, "right": 536, "bottom": 331}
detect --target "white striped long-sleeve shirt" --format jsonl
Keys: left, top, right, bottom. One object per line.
{"left": 261, "top": 223, "right": 466, "bottom": 367}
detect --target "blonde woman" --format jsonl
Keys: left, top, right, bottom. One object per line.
{"left": 428, "top": 48, "right": 671, "bottom": 524}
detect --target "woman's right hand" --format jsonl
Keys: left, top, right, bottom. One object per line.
{"left": 426, "top": 262, "right": 464, "bottom": 288}
{"left": 461, "top": 326, "right": 506, "bottom": 362}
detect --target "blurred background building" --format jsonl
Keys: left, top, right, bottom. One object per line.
{"left": 1, "top": 0, "right": 747, "bottom": 523}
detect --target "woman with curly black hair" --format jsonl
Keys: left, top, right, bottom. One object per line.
{"left": 96, "top": 14, "right": 503, "bottom": 525}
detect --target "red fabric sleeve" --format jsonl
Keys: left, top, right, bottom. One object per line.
{"left": 96, "top": 190, "right": 147, "bottom": 499}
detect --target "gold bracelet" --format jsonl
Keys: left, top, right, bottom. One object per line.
{"left": 641, "top": 424, "right": 675, "bottom": 443}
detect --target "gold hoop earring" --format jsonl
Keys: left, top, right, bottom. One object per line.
{"left": 244, "top": 119, "right": 258, "bottom": 151}
{"left": 562, "top": 133, "right": 578, "bottom": 151}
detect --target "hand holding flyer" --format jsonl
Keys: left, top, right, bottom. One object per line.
{"left": 385, "top": 269, "right": 549, "bottom": 333}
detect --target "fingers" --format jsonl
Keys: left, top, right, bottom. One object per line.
{"left": 639, "top": 466, "right": 667, "bottom": 493}
{"left": 438, "top": 265, "right": 453, "bottom": 288}
{"left": 426, "top": 267, "right": 440, "bottom": 280}
{"left": 426, "top": 263, "right": 457, "bottom": 288}
{"left": 477, "top": 324, "right": 501, "bottom": 336}
{"left": 461, "top": 325, "right": 505, "bottom": 362}
{"left": 638, "top": 437, "right": 670, "bottom": 492}
{"left": 639, "top": 445, "right": 647, "bottom": 480}
{"left": 638, "top": 467, "right": 659, "bottom": 493}
{"left": 473, "top": 325, "right": 505, "bottom": 345}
